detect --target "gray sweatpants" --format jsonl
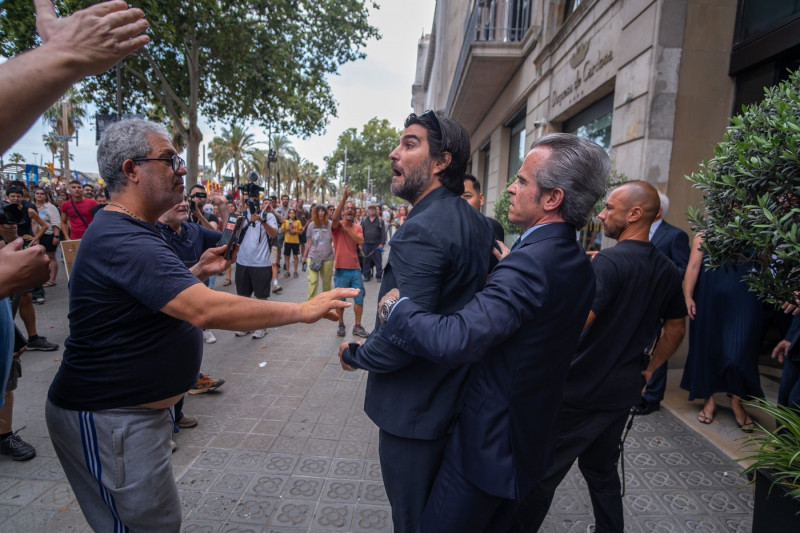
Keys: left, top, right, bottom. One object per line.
{"left": 46, "top": 400, "right": 180, "bottom": 532}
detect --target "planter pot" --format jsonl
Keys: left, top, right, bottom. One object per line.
{"left": 753, "top": 469, "right": 800, "bottom": 533}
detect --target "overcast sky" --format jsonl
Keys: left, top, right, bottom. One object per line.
{"left": 5, "top": 1, "right": 436, "bottom": 177}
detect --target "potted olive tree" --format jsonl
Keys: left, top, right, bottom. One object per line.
{"left": 687, "top": 68, "right": 800, "bottom": 531}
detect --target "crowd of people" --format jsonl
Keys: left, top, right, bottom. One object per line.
{"left": 1, "top": 2, "right": 799, "bottom": 533}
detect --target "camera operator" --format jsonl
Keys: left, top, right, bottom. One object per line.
{"left": 187, "top": 184, "right": 218, "bottom": 230}
{"left": 234, "top": 192, "right": 278, "bottom": 338}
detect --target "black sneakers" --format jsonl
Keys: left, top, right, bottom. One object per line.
{"left": 0, "top": 429, "right": 36, "bottom": 461}
{"left": 26, "top": 336, "right": 58, "bottom": 351}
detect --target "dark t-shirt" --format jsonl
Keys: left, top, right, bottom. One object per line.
{"left": 157, "top": 221, "right": 222, "bottom": 268}
{"left": 48, "top": 209, "right": 203, "bottom": 411}
{"left": 563, "top": 240, "right": 686, "bottom": 410}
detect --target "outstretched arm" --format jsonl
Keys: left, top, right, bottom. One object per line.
{"left": 0, "top": 1, "right": 150, "bottom": 152}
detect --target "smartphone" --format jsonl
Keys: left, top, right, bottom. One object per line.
{"left": 223, "top": 216, "right": 246, "bottom": 260}
{"left": 218, "top": 214, "right": 240, "bottom": 247}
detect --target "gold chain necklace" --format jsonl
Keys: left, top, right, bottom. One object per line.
{"left": 107, "top": 202, "right": 144, "bottom": 222}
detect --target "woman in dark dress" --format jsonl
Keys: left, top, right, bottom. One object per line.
{"left": 680, "top": 233, "right": 764, "bottom": 431}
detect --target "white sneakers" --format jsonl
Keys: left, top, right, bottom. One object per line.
{"left": 235, "top": 329, "right": 267, "bottom": 339}
{"left": 202, "top": 329, "right": 217, "bottom": 344}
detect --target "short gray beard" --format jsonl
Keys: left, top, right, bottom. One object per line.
{"left": 391, "top": 157, "right": 432, "bottom": 204}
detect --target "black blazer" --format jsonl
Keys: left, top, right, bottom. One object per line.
{"left": 651, "top": 220, "right": 690, "bottom": 276}
{"left": 342, "top": 186, "right": 495, "bottom": 439}
{"left": 380, "top": 223, "right": 596, "bottom": 498}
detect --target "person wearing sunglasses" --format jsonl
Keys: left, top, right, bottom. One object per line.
{"left": 338, "top": 110, "right": 495, "bottom": 533}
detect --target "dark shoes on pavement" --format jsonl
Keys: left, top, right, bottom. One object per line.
{"left": 26, "top": 335, "right": 58, "bottom": 351}
{"left": 352, "top": 324, "right": 369, "bottom": 338}
{"left": 634, "top": 401, "right": 660, "bottom": 415}
{"left": 0, "top": 429, "right": 36, "bottom": 461}
{"left": 337, "top": 323, "right": 346, "bottom": 337}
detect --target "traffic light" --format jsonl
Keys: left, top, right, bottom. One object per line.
{"left": 45, "top": 162, "right": 55, "bottom": 175}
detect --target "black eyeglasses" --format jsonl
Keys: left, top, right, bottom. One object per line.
{"left": 421, "top": 109, "right": 442, "bottom": 136}
{"left": 132, "top": 153, "right": 185, "bottom": 172}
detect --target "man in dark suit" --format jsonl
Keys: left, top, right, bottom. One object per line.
{"left": 337, "top": 111, "right": 495, "bottom": 533}
{"left": 636, "top": 192, "right": 690, "bottom": 415}
{"left": 462, "top": 173, "right": 504, "bottom": 272}
{"left": 361, "top": 134, "right": 610, "bottom": 532}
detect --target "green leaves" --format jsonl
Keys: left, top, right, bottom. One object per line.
{"left": 687, "top": 68, "right": 800, "bottom": 305}
{"left": 323, "top": 118, "right": 401, "bottom": 200}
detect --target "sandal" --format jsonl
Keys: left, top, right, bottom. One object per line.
{"left": 223, "top": 279, "right": 231, "bottom": 286}
{"left": 284, "top": 272, "right": 290, "bottom": 278}
{"left": 697, "top": 409, "right": 714, "bottom": 425}
{"left": 736, "top": 413, "right": 755, "bottom": 433}
{"left": 43, "top": 281, "right": 56, "bottom": 287}
{"left": 293, "top": 272, "right": 298, "bottom": 278}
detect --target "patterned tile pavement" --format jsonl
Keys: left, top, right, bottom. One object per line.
{"left": 2, "top": 260, "right": 755, "bottom": 532}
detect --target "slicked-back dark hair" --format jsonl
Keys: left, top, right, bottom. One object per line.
{"left": 405, "top": 111, "right": 470, "bottom": 195}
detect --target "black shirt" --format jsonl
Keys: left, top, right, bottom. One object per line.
{"left": 563, "top": 240, "right": 686, "bottom": 410}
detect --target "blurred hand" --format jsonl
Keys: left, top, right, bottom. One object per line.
{"left": 493, "top": 240, "right": 511, "bottom": 262}
{"left": 772, "top": 339, "right": 791, "bottom": 365}
{"left": 338, "top": 342, "right": 357, "bottom": 371}
{"left": 35, "top": 0, "right": 150, "bottom": 77}
{"left": 685, "top": 297, "right": 696, "bottom": 320}
{"left": 0, "top": 239, "right": 50, "bottom": 298}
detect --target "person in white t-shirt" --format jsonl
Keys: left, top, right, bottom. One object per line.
{"left": 233, "top": 203, "right": 278, "bottom": 339}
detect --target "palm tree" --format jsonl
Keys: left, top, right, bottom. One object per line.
{"left": 42, "top": 133, "right": 59, "bottom": 166}
{"left": 314, "top": 172, "right": 337, "bottom": 203}
{"left": 212, "top": 125, "right": 257, "bottom": 187}
{"left": 269, "top": 134, "right": 298, "bottom": 198}
{"left": 297, "top": 160, "right": 319, "bottom": 201}
{"left": 42, "top": 88, "right": 86, "bottom": 138}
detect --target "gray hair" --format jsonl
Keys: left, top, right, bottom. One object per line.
{"left": 97, "top": 119, "right": 170, "bottom": 196}
{"left": 658, "top": 191, "right": 669, "bottom": 217}
{"left": 529, "top": 133, "right": 610, "bottom": 228}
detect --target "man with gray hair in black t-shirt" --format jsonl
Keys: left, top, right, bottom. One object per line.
{"left": 516, "top": 180, "right": 687, "bottom": 532}
{"left": 45, "top": 118, "right": 358, "bottom": 532}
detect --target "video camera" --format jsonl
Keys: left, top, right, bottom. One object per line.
{"left": 0, "top": 202, "right": 23, "bottom": 226}
{"left": 238, "top": 171, "right": 264, "bottom": 215}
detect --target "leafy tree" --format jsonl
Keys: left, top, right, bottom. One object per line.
{"left": 687, "top": 69, "right": 800, "bottom": 305}
{"left": 8, "top": 153, "right": 25, "bottom": 164}
{"left": 324, "top": 117, "right": 401, "bottom": 200}
{"left": 1, "top": 0, "right": 379, "bottom": 183}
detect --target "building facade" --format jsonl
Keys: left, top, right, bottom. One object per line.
{"left": 412, "top": 0, "right": 800, "bottom": 239}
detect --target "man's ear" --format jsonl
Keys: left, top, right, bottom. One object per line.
{"left": 432, "top": 151, "right": 452, "bottom": 175}
{"left": 543, "top": 188, "right": 564, "bottom": 212}
{"left": 121, "top": 159, "right": 140, "bottom": 184}
{"left": 627, "top": 205, "right": 644, "bottom": 223}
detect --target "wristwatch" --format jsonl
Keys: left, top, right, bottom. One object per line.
{"left": 379, "top": 298, "right": 399, "bottom": 323}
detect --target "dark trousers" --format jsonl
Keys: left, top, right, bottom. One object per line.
{"left": 418, "top": 454, "right": 520, "bottom": 533}
{"left": 642, "top": 363, "right": 667, "bottom": 404}
{"left": 515, "top": 405, "right": 629, "bottom": 533}
{"left": 779, "top": 351, "right": 800, "bottom": 409}
{"left": 378, "top": 429, "right": 448, "bottom": 533}
{"left": 361, "top": 243, "right": 382, "bottom": 279}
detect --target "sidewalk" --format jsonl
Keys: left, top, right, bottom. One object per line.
{"left": 3, "top": 259, "right": 756, "bottom": 532}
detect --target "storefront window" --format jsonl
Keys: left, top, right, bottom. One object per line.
{"left": 508, "top": 118, "right": 526, "bottom": 182}
{"left": 563, "top": 93, "right": 613, "bottom": 153}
